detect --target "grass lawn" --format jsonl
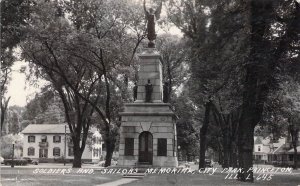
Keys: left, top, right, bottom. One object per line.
{"left": 1, "top": 167, "right": 123, "bottom": 186}
{"left": 123, "top": 172, "right": 300, "bottom": 186}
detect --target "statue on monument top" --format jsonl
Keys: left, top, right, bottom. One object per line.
{"left": 143, "top": 0, "right": 162, "bottom": 48}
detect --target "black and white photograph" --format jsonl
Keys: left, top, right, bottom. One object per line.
{"left": 1, "top": 0, "right": 300, "bottom": 185}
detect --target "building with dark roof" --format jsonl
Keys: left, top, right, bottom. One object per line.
{"left": 21, "top": 124, "right": 103, "bottom": 163}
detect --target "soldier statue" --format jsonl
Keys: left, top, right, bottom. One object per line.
{"left": 145, "top": 79, "right": 153, "bottom": 102}
{"left": 163, "top": 81, "right": 169, "bottom": 103}
{"left": 133, "top": 82, "right": 138, "bottom": 101}
{"left": 143, "top": 0, "right": 162, "bottom": 48}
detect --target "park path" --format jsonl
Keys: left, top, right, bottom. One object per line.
{"left": 95, "top": 178, "right": 138, "bottom": 186}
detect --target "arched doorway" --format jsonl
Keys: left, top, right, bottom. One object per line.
{"left": 139, "top": 131, "right": 153, "bottom": 164}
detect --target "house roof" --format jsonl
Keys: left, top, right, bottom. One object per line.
{"left": 254, "top": 136, "right": 271, "bottom": 145}
{"left": 21, "top": 124, "right": 98, "bottom": 134}
{"left": 254, "top": 136, "right": 263, "bottom": 144}
{"left": 273, "top": 144, "right": 288, "bottom": 154}
{"left": 287, "top": 146, "right": 300, "bottom": 154}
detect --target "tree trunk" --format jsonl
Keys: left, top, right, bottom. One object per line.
{"left": 73, "top": 142, "right": 83, "bottom": 168}
{"left": 236, "top": 0, "right": 280, "bottom": 182}
{"left": 222, "top": 126, "right": 231, "bottom": 168}
{"left": 231, "top": 141, "right": 238, "bottom": 168}
{"left": 199, "top": 100, "right": 212, "bottom": 169}
{"left": 290, "top": 125, "right": 299, "bottom": 170}
{"left": 292, "top": 143, "right": 298, "bottom": 170}
{"left": 104, "top": 138, "right": 114, "bottom": 167}
{"left": 237, "top": 111, "right": 255, "bottom": 182}
{"left": 0, "top": 97, "right": 10, "bottom": 132}
{"left": 222, "top": 137, "right": 230, "bottom": 168}
{"left": 237, "top": 68, "right": 260, "bottom": 182}
{"left": 218, "top": 151, "right": 223, "bottom": 165}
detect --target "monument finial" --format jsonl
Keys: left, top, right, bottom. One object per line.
{"left": 143, "top": 0, "right": 162, "bottom": 48}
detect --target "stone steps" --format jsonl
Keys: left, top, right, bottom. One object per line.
{"left": 123, "top": 172, "right": 146, "bottom": 179}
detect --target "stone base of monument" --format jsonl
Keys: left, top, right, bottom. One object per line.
{"left": 123, "top": 172, "right": 146, "bottom": 179}
{"left": 118, "top": 102, "right": 178, "bottom": 168}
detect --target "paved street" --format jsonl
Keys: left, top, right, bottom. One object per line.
{"left": 1, "top": 164, "right": 300, "bottom": 186}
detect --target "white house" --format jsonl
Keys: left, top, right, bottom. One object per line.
{"left": 253, "top": 136, "right": 271, "bottom": 162}
{"left": 252, "top": 135, "right": 300, "bottom": 165}
{"left": 21, "top": 124, "right": 103, "bottom": 163}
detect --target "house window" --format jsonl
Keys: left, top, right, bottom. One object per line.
{"left": 258, "top": 146, "right": 261, "bottom": 152}
{"left": 124, "top": 138, "right": 134, "bottom": 156}
{"left": 41, "top": 135, "right": 47, "bottom": 142}
{"left": 93, "top": 148, "right": 99, "bottom": 157}
{"left": 39, "top": 149, "right": 48, "bottom": 158}
{"left": 68, "top": 147, "right": 74, "bottom": 156}
{"left": 157, "top": 138, "right": 167, "bottom": 156}
{"left": 289, "top": 154, "right": 293, "bottom": 161}
{"left": 97, "top": 137, "right": 102, "bottom": 144}
{"left": 93, "top": 137, "right": 102, "bottom": 144}
{"left": 28, "top": 147, "right": 35, "bottom": 156}
{"left": 53, "top": 147, "right": 60, "bottom": 156}
{"left": 28, "top": 136, "right": 35, "bottom": 143}
{"left": 102, "top": 143, "right": 106, "bottom": 151}
{"left": 68, "top": 137, "right": 73, "bottom": 145}
{"left": 53, "top": 135, "right": 61, "bottom": 143}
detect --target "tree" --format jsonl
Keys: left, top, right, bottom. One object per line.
{"left": 167, "top": 0, "right": 246, "bottom": 169}
{"left": 22, "top": 86, "right": 56, "bottom": 123}
{"left": 259, "top": 75, "right": 300, "bottom": 169}
{"left": 1, "top": 105, "right": 24, "bottom": 135}
{"left": 168, "top": 0, "right": 299, "bottom": 181}
{"left": 8, "top": 111, "right": 20, "bottom": 134}
{"left": 237, "top": 0, "right": 299, "bottom": 181}
{"left": 280, "top": 79, "right": 300, "bottom": 169}
{"left": 0, "top": 133, "right": 24, "bottom": 158}
{"left": 1, "top": 0, "right": 32, "bottom": 132}
{"left": 156, "top": 34, "right": 190, "bottom": 102}
{"left": 20, "top": 0, "right": 146, "bottom": 167}
{"left": 34, "top": 95, "right": 65, "bottom": 124}
{"left": 173, "top": 91, "right": 200, "bottom": 161}
{"left": 20, "top": 1, "right": 102, "bottom": 167}
{"left": 65, "top": 0, "right": 146, "bottom": 167}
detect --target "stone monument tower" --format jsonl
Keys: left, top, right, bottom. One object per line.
{"left": 117, "top": 0, "right": 178, "bottom": 167}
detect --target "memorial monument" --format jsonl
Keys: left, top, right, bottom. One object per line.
{"left": 118, "top": 0, "right": 178, "bottom": 167}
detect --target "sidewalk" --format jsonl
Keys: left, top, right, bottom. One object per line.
{"left": 96, "top": 178, "right": 138, "bottom": 186}
{"left": 0, "top": 163, "right": 105, "bottom": 169}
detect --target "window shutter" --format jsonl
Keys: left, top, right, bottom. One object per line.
{"left": 59, "top": 136, "right": 61, "bottom": 142}
{"left": 68, "top": 147, "right": 74, "bottom": 156}
{"left": 28, "top": 136, "right": 30, "bottom": 143}
{"left": 53, "top": 136, "right": 55, "bottom": 143}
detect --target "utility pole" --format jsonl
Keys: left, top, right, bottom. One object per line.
{"left": 11, "top": 141, "right": 15, "bottom": 168}
{"left": 64, "top": 124, "right": 66, "bottom": 166}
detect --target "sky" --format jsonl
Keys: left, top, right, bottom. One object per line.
{"left": 6, "top": 61, "right": 46, "bottom": 107}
